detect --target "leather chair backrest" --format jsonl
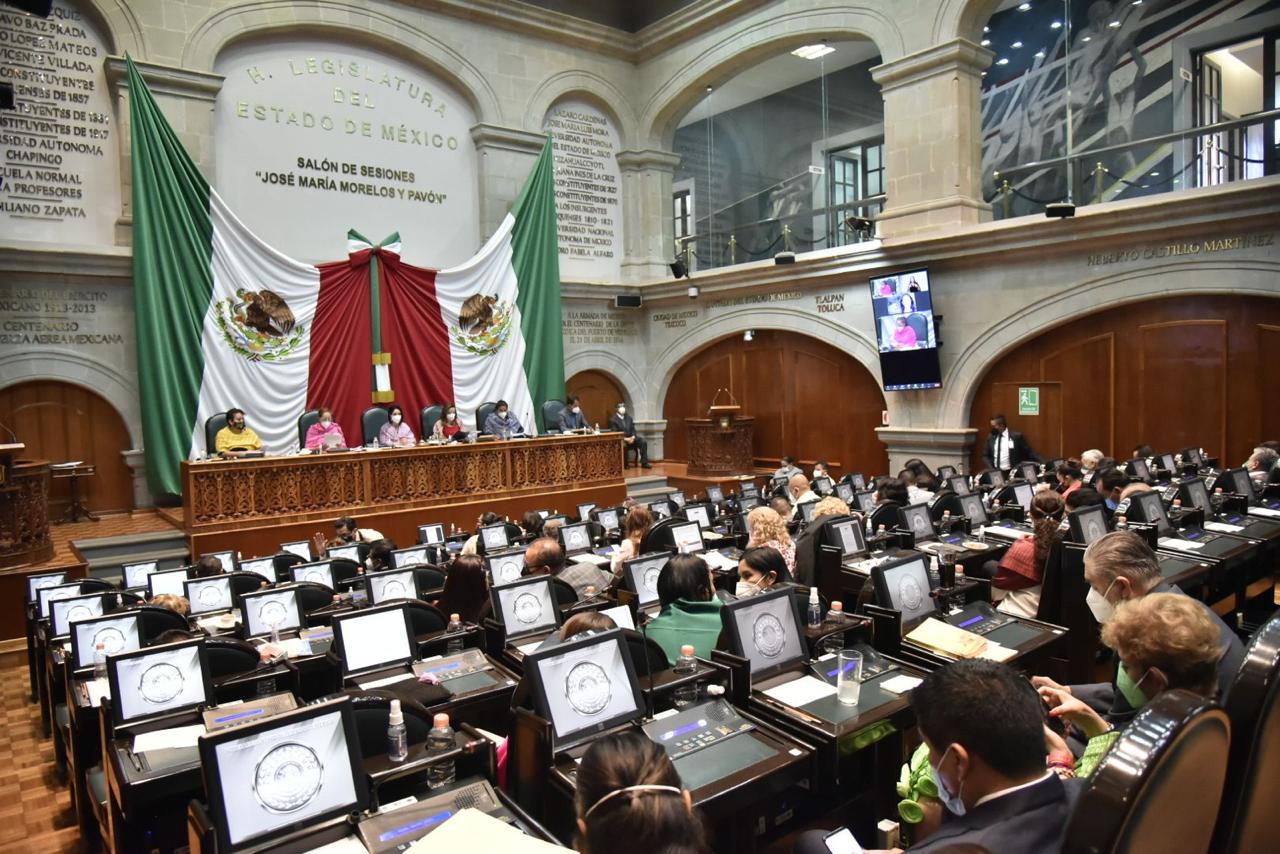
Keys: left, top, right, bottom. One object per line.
{"left": 1214, "top": 611, "right": 1280, "bottom": 853}
{"left": 80, "top": 577, "right": 116, "bottom": 594}
{"left": 330, "top": 558, "right": 363, "bottom": 585}
{"left": 1062, "top": 690, "right": 1231, "bottom": 854}
{"left": 227, "top": 571, "right": 269, "bottom": 599}
{"left": 420, "top": 404, "right": 443, "bottom": 440}
{"left": 476, "top": 402, "right": 497, "bottom": 434}
{"left": 404, "top": 600, "right": 448, "bottom": 635}
{"left": 297, "top": 409, "right": 320, "bottom": 449}
{"left": 906, "top": 313, "right": 928, "bottom": 340}
{"left": 362, "top": 406, "right": 390, "bottom": 446}
{"left": 1034, "top": 540, "right": 1066, "bottom": 623}
{"left": 622, "top": 628, "right": 669, "bottom": 674}
{"left": 348, "top": 692, "right": 435, "bottom": 758}
{"left": 294, "top": 581, "right": 335, "bottom": 613}
{"left": 136, "top": 605, "right": 192, "bottom": 643}
{"left": 204, "top": 411, "right": 229, "bottom": 456}
{"left": 550, "top": 576, "right": 580, "bottom": 608}
{"left": 928, "top": 493, "right": 964, "bottom": 521}
{"left": 868, "top": 501, "right": 901, "bottom": 533}
{"left": 414, "top": 567, "right": 446, "bottom": 591}
{"left": 541, "top": 399, "right": 566, "bottom": 434}
{"left": 204, "top": 636, "right": 262, "bottom": 679}
{"left": 271, "top": 552, "right": 304, "bottom": 581}
{"left": 639, "top": 517, "right": 683, "bottom": 554}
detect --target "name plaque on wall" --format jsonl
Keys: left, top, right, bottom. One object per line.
{"left": 0, "top": 0, "right": 121, "bottom": 247}
{"left": 542, "top": 100, "right": 622, "bottom": 283}
{"left": 213, "top": 40, "right": 479, "bottom": 267}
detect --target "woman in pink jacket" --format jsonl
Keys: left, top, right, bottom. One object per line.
{"left": 305, "top": 406, "right": 347, "bottom": 450}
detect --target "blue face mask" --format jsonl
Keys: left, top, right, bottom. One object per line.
{"left": 1117, "top": 663, "right": 1152, "bottom": 709}
{"left": 929, "top": 745, "right": 966, "bottom": 817}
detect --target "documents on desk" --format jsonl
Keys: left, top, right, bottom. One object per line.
{"left": 701, "top": 550, "right": 739, "bottom": 572}
{"left": 132, "top": 724, "right": 205, "bottom": 753}
{"left": 1248, "top": 506, "right": 1280, "bottom": 518}
{"left": 1158, "top": 537, "right": 1205, "bottom": 552}
{"left": 763, "top": 675, "right": 837, "bottom": 707}
{"left": 907, "top": 618, "right": 990, "bottom": 660}
{"left": 407, "top": 808, "right": 566, "bottom": 852}
{"left": 573, "top": 552, "right": 611, "bottom": 567}
{"left": 85, "top": 677, "right": 111, "bottom": 707}
{"left": 879, "top": 674, "right": 924, "bottom": 695}
{"left": 358, "top": 672, "right": 418, "bottom": 690}
{"left": 1203, "top": 521, "right": 1245, "bottom": 534}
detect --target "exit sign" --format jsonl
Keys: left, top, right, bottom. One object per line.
{"left": 1018, "top": 387, "right": 1040, "bottom": 416}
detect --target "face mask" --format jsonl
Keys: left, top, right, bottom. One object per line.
{"left": 447, "top": 411, "right": 456, "bottom": 421}
{"left": 320, "top": 417, "right": 332, "bottom": 426}
{"left": 990, "top": 426, "right": 1002, "bottom": 437}
{"left": 1085, "top": 577, "right": 1118, "bottom": 624}
{"left": 497, "top": 410, "right": 508, "bottom": 418}
{"left": 232, "top": 421, "right": 244, "bottom": 430}
{"left": 617, "top": 407, "right": 626, "bottom": 416}
{"left": 571, "top": 406, "right": 580, "bottom": 414}
{"left": 734, "top": 579, "right": 762, "bottom": 599}
{"left": 930, "top": 745, "right": 966, "bottom": 817}
{"left": 1117, "top": 662, "right": 1152, "bottom": 709}
{"left": 391, "top": 414, "right": 401, "bottom": 424}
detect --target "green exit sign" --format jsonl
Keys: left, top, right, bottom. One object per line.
{"left": 1018, "top": 387, "right": 1040, "bottom": 416}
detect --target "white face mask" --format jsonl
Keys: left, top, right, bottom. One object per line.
{"left": 930, "top": 745, "right": 967, "bottom": 817}
{"left": 617, "top": 407, "right": 626, "bottom": 416}
{"left": 497, "top": 410, "right": 508, "bottom": 418}
{"left": 1086, "top": 578, "right": 1119, "bottom": 624}
{"left": 571, "top": 406, "right": 580, "bottom": 414}
{"left": 320, "top": 416, "right": 332, "bottom": 426}
{"left": 446, "top": 411, "right": 456, "bottom": 422}
{"left": 734, "top": 579, "right": 762, "bottom": 599}
{"left": 391, "top": 414, "right": 401, "bottom": 424}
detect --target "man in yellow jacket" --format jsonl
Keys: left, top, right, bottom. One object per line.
{"left": 214, "top": 408, "right": 262, "bottom": 457}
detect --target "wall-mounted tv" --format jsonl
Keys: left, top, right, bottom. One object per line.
{"left": 869, "top": 268, "right": 942, "bottom": 392}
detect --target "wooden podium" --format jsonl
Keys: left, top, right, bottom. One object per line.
{"left": 0, "top": 444, "right": 54, "bottom": 568}
{"left": 687, "top": 406, "right": 754, "bottom": 477}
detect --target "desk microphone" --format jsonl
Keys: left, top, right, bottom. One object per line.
{"left": 637, "top": 611, "right": 657, "bottom": 720}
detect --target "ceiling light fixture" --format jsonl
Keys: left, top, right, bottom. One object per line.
{"left": 1051, "top": 20, "right": 1062, "bottom": 29}
{"left": 791, "top": 44, "right": 835, "bottom": 60}
{"left": 1034, "top": 50, "right": 1046, "bottom": 58}
{"left": 981, "top": 39, "right": 992, "bottom": 46}
{"left": 1011, "top": 41, "right": 1023, "bottom": 48}
{"left": 1109, "top": 20, "right": 1121, "bottom": 28}
{"left": 1082, "top": 35, "right": 1092, "bottom": 42}
{"left": 996, "top": 57, "right": 1010, "bottom": 65}
{"left": 1019, "top": 2, "right": 1033, "bottom": 10}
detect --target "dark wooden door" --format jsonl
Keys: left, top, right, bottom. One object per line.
{"left": 566, "top": 369, "right": 628, "bottom": 429}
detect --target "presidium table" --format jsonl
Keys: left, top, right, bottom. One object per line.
{"left": 181, "top": 432, "right": 626, "bottom": 556}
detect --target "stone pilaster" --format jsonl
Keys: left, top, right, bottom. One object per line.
{"left": 470, "top": 123, "right": 549, "bottom": 238}
{"left": 616, "top": 149, "right": 681, "bottom": 283}
{"left": 634, "top": 418, "right": 667, "bottom": 462}
{"left": 875, "top": 427, "right": 979, "bottom": 474}
{"left": 123, "top": 449, "right": 151, "bottom": 509}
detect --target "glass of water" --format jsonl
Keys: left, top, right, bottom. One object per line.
{"left": 836, "top": 649, "right": 863, "bottom": 706}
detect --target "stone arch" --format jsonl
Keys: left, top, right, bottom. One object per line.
{"left": 0, "top": 351, "right": 141, "bottom": 447}
{"left": 640, "top": 8, "right": 905, "bottom": 148}
{"left": 933, "top": 0, "right": 1007, "bottom": 44}
{"left": 564, "top": 349, "right": 646, "bottom": 411}
{"left": 935, "top": 258, "right": 1280, "bottom": 427}
{"left": 181, "top": 0, "right": 502, "bottom": 125}
{"left": 650, "top": 306, "right": 882, "bottom": 418}
{"left": 79, "top": 0, "right": 146, "bottom": 58}
{"left": 524, "top": 72, "right": 640, "bottom": 150}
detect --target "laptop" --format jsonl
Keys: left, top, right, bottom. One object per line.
{"left": 899, "top": 503, "right": 966, "bottom": 553}
{"left": 417, "top": 523, "right": 446, "bottom": 545}
{"left": 147, "top": 567, "right": 192, "bottom": 598}
{"left": 719, "top": 587, "right": 807, "bottom": 682}
{"left": 987, "top": 469, "right": 1006, "bottom": 487}
{"left": 1017, "top": 462, "right": 1040, "bottom": 483}
{"left": 577, "top": 502, "right": 596, "bottom": 521}
{"left": 185, "top": 574, "right": 236, "bottom": 617}
{"left": 37, "top": 581, "right": 84, "bottom": 620}
{"left": 835, "top": 482, "right": 855, "bottom": 505}
{"left": 848, "top": 473, "right": 866, "bottom": 490}
{"left": 798, "top": 501, "right": 818, "bottom": 524}
{"left": 332, "top": 603, "right": 418, "bottom": 685}
{"left": 524, "top": 629, "right": 644, "bottom": 752}
{"left": 121, "top": 561, "right": 158, "bottom": 590}
{"left": 559, "top": 521, "right": 594, "bottom": 556}
{"left": 391, "top": 545, "right": 431, "bottom": 568}
{"left": 621, "top": 553, "right": 670, "bottom": 616}
{"left": 947, "top": 475, "right": 971, "bottom": 496}
{"left": 26, "top": 571, "right": 66, "bottom": 604}
{"left": 70, "top": 612, "right": 141, "bottom": 672}
{"left": 648, "top": 500, "right": 674, "bottom": 520}
{"left": 592, "top": 507, "right": 621, "bottom": 533}
{"left": 290, "top": 560, "right": 335, "bottom": 589}
{"left": 1129, "top": 457, "right": 1154, "bottom": 484}
{"left": 707, "top": 485, "right": 726, "bottom": 504}
{"left": 682, "top": 503, "right": 714, "bottom": 530}
{"left": 853, "top": 489, "right": 877, "bottom": 514}
{"left": 364, "top": 568, "right": 421, "bottom": 605}
{"left": 490, "top": 575, "right": 561, "bottom": 656}
{"left": 669, "top": 491, "right": 687, "bottom": 509}
{"left": 813, "top": 476, "right": 833, "bottom": 496}
{"left": 870, "top": 554, "right": 939, "bottom": 633}
{"left": 327, "top": 544, "right": 361, "bottom": 563}
{"left": 824, "top": 517, "right": 868, "bottom": 567}
{"left": 958, "top": 493, "right": 990, "bottom": 528}
{"left": 487, "top": 547, "right": 529, "bottom": 587}
{"left": 107, "top": 637, "right": 213, "bottom": 730}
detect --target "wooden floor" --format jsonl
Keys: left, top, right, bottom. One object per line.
{"left": 30, "top": 510, "right": 180, "bottom": 571}
{"left": 0, "top": 654, "right": 78, "bottom": 854}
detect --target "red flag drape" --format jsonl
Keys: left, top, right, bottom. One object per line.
{"left": 377, "top": 251, "right": 454, "bottom": 438}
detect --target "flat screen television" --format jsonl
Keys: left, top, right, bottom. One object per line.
{"left": 868, "top": 268, "right": 941, "bottom": 391}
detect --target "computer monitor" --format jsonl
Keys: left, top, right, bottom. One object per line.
{"left": 364, "top": 568, "right": 420, "bottom": 605}
{"left": 200, "top": 550, "right": 239, "bottom": 572}
{"left": 1012, "top": 483, "right": 1034, "bottom": 512}
{"left": 332, "top": 603, "right": 415, "bottom": 675}
{"left": 480, "top": 523, "right": 510, "bottom": 552}
{"left": 814, "top": 476, "right": 833, "bottom": 495}
{"left": 185, "top": 575, "right": 235, "bottom": 615}
{"left": 121, "top": 561, "right": 158, "bottom": 590}
{"left": 850, "top": 473, "right": 866, "bottom": 490}
{"left": 798, "top": 502, "right": 817, "bottom": 524}
{"left": 1130, "top": 491, "right": 1173, "bottom": 536}
{"left": 240, "top": 587, "right": 304, "bottom": 639}
{"left": 576, "top": 503, "right": 596, "bottom": 521}
{"left": 947, "top": 474, "right": 971, "bottom": 496}
{"left": 835, "top": 482, "right": 855, "bottom": 505}
{"left": 1018, "top": 462, "right": 1039, "bottom": 483}
{"left": 491, "top": 575, "right": 559, "bottom": 640}
{"left": 198, "top": 698, "right": 367, "bottom": 851}
{"left": 1183, "top": 447, "right": 1204, "bottom": 467}
{"left": 1159, "top": 453, "right": 1177, "bottom": 473}
{"left": 560, "top": 521, "right": 593, "bottom": 553}
{"left": 871, "top": 554, "right": 937, "bottom": 632}
{"left": 683, "top": 503, "right": 712, "bottom": 529}
{"left": 487, "top": 548, "right": 528, "bottom": 587}
{"left": 328, "top": 544, "right": 361, "bottom": 563}
{"left": 854, "top": 489, "right": 877, "bottom": 514}
{"left": 37, "top": 581, "right": 82, "bottom": 619}
{"left": 280, "top": 540, "right": 312, "bottom": 561}
{"left": 594, "top": 507, "right": 621, "bottom": 532}
{"left": 1179, "top": 477, "right": 1214, "bottom": 517}
{"left": 669, "top": 491, "right": 686, "bottom": 508}
{"left": 391, "top": 546, "right": 430, "bottom": 568}
{"left": 417, "top": 523, "right": 446, "bottom": 545}
{"left": 827, "top": 517, "right": 867, "bottom": 557}
{"left": 958, "top": 493, "right": 989, "bottom": 526}
{"left": 622, "top": 553, "right": 670, "bottom": 609}
{"left": 26, "top": 571, "right": 66, "bottom": 603}
{"left": 1130, "top": 457, "right": 1153, "bottom": 483}
{"left": 525, "top": 630, "right": 644, "bottom": 750}
{"left": 238, "top": 556, "right": 277, "bottom": 582}
{"left": 738, "top": 494, "right": 763, "bottom": 510}
{"left": 899, "top": 503, "right": 935, "bottom": 540}
{"left": 719, "top": 587, "right": 807, "bottom": 680}
{"left": 70, "top": 612, "right": 141, "bottom": 670}
{"left": 987, "top": 468, "right": 1006, "bottom": 487}
{"left": 50, "top": 593, "right": 106, "bottom": 638}
{"left": 1068, "top": 504, "right": 1109, "bottom": 546}
{"left": 707, "top": 485, "right": 725, "bottom": 504}
{"left": 1220, "top": 467, "right": 1254, "bottom": 498}
{"left": 537, "top": 510, "right": 551, "bottom": 520}
{"left": 148, "top": 567, "right": 192, "bottom": 598}
{"left": 648, "top": 500, "right": 673, "bottom": 520}
{"left": 937, "top": 465, "right": 957, "bottom": 479}
{"left": 670, "top": 521, "right": 703, "bottom": 554}
{"left": 291, "top": 561, "right": 335, "bottom": 588}
{"left": 107, "top": 637, "right": 212, "bottom": 726}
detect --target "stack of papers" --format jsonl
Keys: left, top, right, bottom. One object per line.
{"left": 702, "top": 551, "right": 739, "bottom": 571}
{"left": 85, "top": 678, "right": 111, "bottom": 707}
{"left": 879, "top": 674, "right": 923, "bottom": 694}
{"left": 1158, "top": 538, "right": 1205, "bottom": 552}
{"left": 573, "top": 553, "right": 610, "bottom": 567}
{"left": 762, "top": 675, "right": 837, "bottom": 707}
{"left": 133, "top": 724, "right": 205, "bottom": 753}
{"left": 1204, "top": 521, "right": 1245, "bottom": 534}
{"left": 906, "top": 618, "right": 988, "bottom": 659}
{"left": 1247, "top": 506, "right": 1280, "bottom": 519}
{"left": 407, "top": 808, "right": 567, "bottom": 851}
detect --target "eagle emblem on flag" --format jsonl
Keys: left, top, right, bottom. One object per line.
{"left": 214, "top": 287, "right": 306, "bottom": 362}
{"left": 450, "top": 292, "right": 513, "bottom": 356}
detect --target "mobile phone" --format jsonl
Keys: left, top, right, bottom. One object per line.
{"left": 823, "top": 827, "right": 865, "bottom": 854}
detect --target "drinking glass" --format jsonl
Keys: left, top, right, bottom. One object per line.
{"left": 836, "top": 649, "right": 863, "bottom": 706}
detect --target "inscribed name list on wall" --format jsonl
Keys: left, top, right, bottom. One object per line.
{"left": 562, "top": 310, "right": 636, "bottom": 345}
{"left": 214, "top": 41, "right": 479, "bottom": 267}
{"left": 0, "top": 0, "right": 121, "bottom": 246}
{"left": 542, "top": 100, "right": 622, "bottom": 283}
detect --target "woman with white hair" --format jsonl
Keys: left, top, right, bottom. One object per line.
{"left": 1080, "top": 449, "right": 1105, "bottom": 484}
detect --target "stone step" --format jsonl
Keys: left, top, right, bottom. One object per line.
{"left": 72, "top": 530, "right": 190, "bottom": 580}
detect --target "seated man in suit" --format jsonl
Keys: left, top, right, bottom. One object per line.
{"left": 787, "top": 474, "right": 819, "bottom": 520}
{"left": 214, "top": 407, "right": 263, "bottom": 457}
{"left": 557, "top": 395, "right": 588, "bottom": 432}
{"left": 483, "top": 399, "right": 525, "bottom": 437}
{"left": 607, "top": 401, "right": 650, "bottom": 468}
{"left": 523, "top": 537, "right": 609, "bottom": 601}
{"left": 983, "top": 413, "right": 1039, "bottom": 471}
{"left": 796, "top": 659, "right": 1077, "bottom": 853}
{"left": 773, "top": 455, "right": 802, "bottom": 481}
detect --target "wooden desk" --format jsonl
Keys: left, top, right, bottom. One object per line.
{"left": 1, "top": 455, "right": 53, "bottom": 568}
{"left": 686, "top": 417, "right": 754, "bottom": 476}
{"left": 181, "top": 433, "right": 625, "bottom": 556}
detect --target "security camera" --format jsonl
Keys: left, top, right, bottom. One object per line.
{"left": 687, "top": 285, "right": 700, "bottom": 299}
{"left": 1044, "top": 202, "right": 1076, "bottom": 219}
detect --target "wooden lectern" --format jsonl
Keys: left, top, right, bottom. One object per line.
{"left": 687, "top": 405, "right": 754, "bottom": 477}
{"left": 0, "top": 444, "right": 54, "bottom": 568}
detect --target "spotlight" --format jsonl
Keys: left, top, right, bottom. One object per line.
{"left": 687, "top": 284, "right": 700, "bottom": 299}
{"left": 1045, "top": 202, "right": 1076, "bottom": 219}
{"left": 743, "top": 329, "right": 754, "bottom": 342}
{"left": 670, "top": 258, "right": 688, "bottom": 279}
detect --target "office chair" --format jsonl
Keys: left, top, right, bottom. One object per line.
{"left": 135, "top": 605, "right": 192, "bottom": 643}
{"left": 361, "top": 406, "right": 390, "bottom": 446}
{"left": 420, "top": 404, "right": 443, "bottom": 441}
{"left": 868, "top": 501, "right": 900, "bottom": 533}
{"left": 78, "top": 577, "right": 115, "bottom": 595}
{"left": 403, "top": 600, "right": 449, "bottom": 636}
{"left": 540, "top": 399, "right": 566, "bottom": 434}
{"left": 294, "top": 581, "right": 336, "bottom": 614}
{"left": 227, "top": 571, "right": 270, "bottom": 599}
{"left": 1061, "top": 689, "right": 1231, "bottom": 854}
{"left": 1212, "top": 611, "right": 1280, "bottom": 853}
{"left": 203, "top": 636, "right": 263, "bottom": 680}
{"left": 330, "top": 557, "right": 363, "bottom": 587}
{"left": 929, "top": 493, "right": 964, "bottom": 522}
{"left": 413, "top": 566, "right": 446, "bottom": 592}
{"left": 271, "top": 552, "right": 304, "bottom": 581}
{"left": 622, "top": 628, "right": 670, "bottom": 672}
{"left": 348, "top": 692, "right": 442, "bottom": 805}
{"left": 639, "top": 516, "right": 683, "bottom": 554}
{"left": 476, "top": 401, "right": 497, "bottom": 434}
{"left": 550, "top": 576, "right": 580, "bottom": 608}
{"left": 204, "top": 411, "right": 229, "bottom": 456}
{"left": 906, "top": 313, "right": 928, "bottom": 342}
{"left": 1032, "top": 541, "right": 1067, "bottom": 624}
{"left": 297, "top": 409, "right": 320, "bottom": 449}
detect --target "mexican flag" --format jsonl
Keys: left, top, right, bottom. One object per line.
{"left": 128, "top": 57, "right": 563, "bottom": 497}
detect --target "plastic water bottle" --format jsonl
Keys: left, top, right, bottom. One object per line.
{"left": 593, "top": 422, "right": 600, "bottom": 434}
{"left": 672, "top": 644, "right": 699, "bottom": 708}
{"left": 270, "top": 623, "right": 281, "bottom": 646}
{"left": 806, "top": 587, "right": 822, "bottom": 629}
{"left": 93, "top": 642, "right": 108, "bottom": 682}
{"left": 445, "top": 613, "right": 464, "bottom": 654}
{"left": 426, "top": 713, "right": 456, "bottom": 789}
{"left": 387, "top": 699, "right": 408, "bottom": 763}
{"left": 820, "top": 602, "right": 845, "bottom": 656}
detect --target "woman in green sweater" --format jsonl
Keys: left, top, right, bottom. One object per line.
{"left": 645, "top": 553, "right": 723, "bottom": 665}
{"left": 1039, "top": 592, "right": 1223, "bottom": 778}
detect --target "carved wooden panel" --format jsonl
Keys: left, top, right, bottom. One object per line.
{"left": 1, "top": 461, "right": 53, "bottom": 568}
{"left": 687, "top": 418, "right": 755, "bottom": 476}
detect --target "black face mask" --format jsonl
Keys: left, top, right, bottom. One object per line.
{"left": 990, "top": 427, "right": 1002, "bottom": 437}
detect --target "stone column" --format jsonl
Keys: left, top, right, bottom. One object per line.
{"left": 123, "top": 449, "right": 151, "bottom": 509}
{"left": 871, "top": 39, "right": 993, "bottom": 240}
{"left": 470, "top": 123, "right": 548, "bottom": 238}
{"left": 635, "top": 418, "right": 667, "bottom": 463}
{"left": 875, "top": 427, "right": 979, "bottom": 475}
{"left": 616, "top": 149, "right": 681, "bottom": 283}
